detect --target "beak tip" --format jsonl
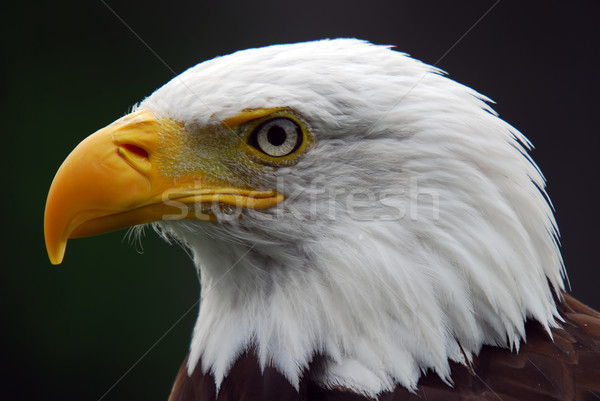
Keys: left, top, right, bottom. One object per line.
{"left": 50, "top": 257, "right": 64, "bottom": 266}
{"left": 47, "top": 239, "right": 67, "bottom": 265}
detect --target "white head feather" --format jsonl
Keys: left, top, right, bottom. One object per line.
{"left": 139, "top": 39, "right": 565, "bottom": 396}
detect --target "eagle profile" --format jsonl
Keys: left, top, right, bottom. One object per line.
{"left": 44, "top": 39, "right": 600, "bottom": 400}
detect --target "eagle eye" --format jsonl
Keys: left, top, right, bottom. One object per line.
{"left": 250, "top": 118, "right": 302, "bottom": 157}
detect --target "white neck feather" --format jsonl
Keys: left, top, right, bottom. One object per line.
{"left": 155, "top": 129, "right": 565, "bottom": 394}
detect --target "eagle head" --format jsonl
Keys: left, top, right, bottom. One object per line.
{"left": 44, "top": 39, "right": 565, "bottom": 396}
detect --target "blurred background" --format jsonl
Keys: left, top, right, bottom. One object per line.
{"left": 2, "top": 1, "right": 599, "bottom": 400}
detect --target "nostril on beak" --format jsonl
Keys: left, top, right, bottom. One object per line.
{"left": 117, "top": 143, "right": 152, "bottom": 175}
{"left": 120, "top": 144, "right": 149, "bottom": 160}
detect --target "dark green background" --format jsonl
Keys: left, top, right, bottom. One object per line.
{"left": 3, "top": 1, "right": 599, "bottom": 400}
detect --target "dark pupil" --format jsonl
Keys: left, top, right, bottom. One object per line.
{"left": 267, "top": 125, "right": 287, "bottom": 146}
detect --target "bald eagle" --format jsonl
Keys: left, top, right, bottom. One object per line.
{"left": 45, "top": 39, "right": 600, "bottom": 400}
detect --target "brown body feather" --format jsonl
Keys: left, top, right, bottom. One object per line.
{"left": 169, "top": 294, "right": 600, "bottom": 401}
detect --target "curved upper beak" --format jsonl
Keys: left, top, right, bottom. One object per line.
{"left": 44, "top": 109, "right": 283, "bottom": 265}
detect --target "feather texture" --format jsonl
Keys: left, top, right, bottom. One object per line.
{"left": 169, "top": 294, "right": 600, "bottom": 401}
{"left": 141, "top": 39, "right": 568, "bottom": 394}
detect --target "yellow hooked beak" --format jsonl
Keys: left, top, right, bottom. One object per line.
{"left": 44, "top": 109, "right": 284, "bottom": 265}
